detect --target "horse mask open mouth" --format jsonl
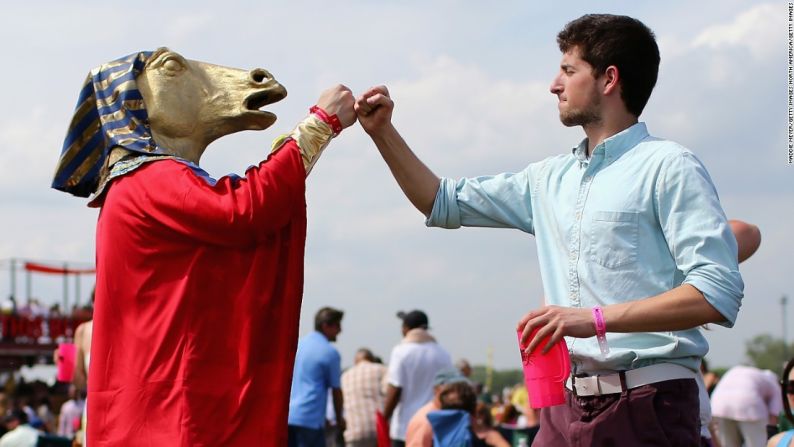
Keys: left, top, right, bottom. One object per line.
{"left": 52, "top": 48, "right": 287, "bottom": 198}
{"left": 243, "top": 68, "right": 288, "bottom": 119}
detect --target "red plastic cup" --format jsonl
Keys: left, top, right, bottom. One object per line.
{"left": 56, "top": 342, "right": 76, "bottom": 382}
{"left": 517, "top": 327, "right": 571, "bottom": 408}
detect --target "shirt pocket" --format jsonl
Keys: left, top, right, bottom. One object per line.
{"left": 589, "top": 211, "right": 639, "bottom": 268}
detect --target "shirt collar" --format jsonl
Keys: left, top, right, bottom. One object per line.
{"left": 402, "top": 327, "right": 436, "bottom": 344}
{"left": 571, "top": 122, "right": 650, "bottom": 165}
{"left": 311, "top": 330, "right": 330, "bottom": 343}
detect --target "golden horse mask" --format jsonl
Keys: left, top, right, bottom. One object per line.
{"left": 53, "top": 48, "right": 287, "bottom": 198}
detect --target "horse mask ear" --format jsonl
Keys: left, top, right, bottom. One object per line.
{"left": 52, "top": 49, "right": 166, "bottom": 198}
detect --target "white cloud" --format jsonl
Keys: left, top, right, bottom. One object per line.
{"left": 0, "top": 108, "right": 65, "bottom": 191}
{"left": 692, "top": 3, "right": 779, "bottom": 60}
{"left": 390, "top": 55, "right": 572, "bottom": 176}
{"left": 0, "top": 1, "right": 789, "bottom": 371}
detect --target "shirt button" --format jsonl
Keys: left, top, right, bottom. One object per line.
{"left": 584, "top": 176, "right": 592, "bottom": 182}
{"left": 575, "top": 212, "right": 582, "bottom": 220}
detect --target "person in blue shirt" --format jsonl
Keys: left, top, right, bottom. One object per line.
{"left": 354, "top": 13, "right": 743, "bottom": 446}
{"left": 288, "top": 307, "right": 345, "bottom": 447}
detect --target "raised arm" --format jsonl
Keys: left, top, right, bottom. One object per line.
{"left": 273, "top": 85, "right": 356, "bottom": 176}
{"left": 109, "top": 86, "right": 356, "bottom": 249}
{"left": 356, "top": 86, "right": 440, "bottom": 217}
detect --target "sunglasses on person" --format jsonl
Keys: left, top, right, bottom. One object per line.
{"left": 782, "top": 380, "right": 794, "bottom": 395}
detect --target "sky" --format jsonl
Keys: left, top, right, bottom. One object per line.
{"left": 0, "top": 1, "right": 788, "bottom": 371}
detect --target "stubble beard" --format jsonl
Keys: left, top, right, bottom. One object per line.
{"left": 559, "top": 92, "right": 602, "bottom": 127}
{"left": 560, "top": 108, "right": 602, "bottom": 127}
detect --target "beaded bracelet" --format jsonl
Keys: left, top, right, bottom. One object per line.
{"left": 309, "top": 105, "right": 343, "bottom": 136}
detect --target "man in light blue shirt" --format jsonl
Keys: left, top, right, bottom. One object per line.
{"left": 354, "top": 13, "right": 743, "bottom": 446}
{"left": 288, "top": 307, "right": 345, "bottom": 447}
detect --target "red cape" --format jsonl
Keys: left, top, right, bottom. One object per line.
{"left": 89, "top": 142, "right": 306, "bottom": 446}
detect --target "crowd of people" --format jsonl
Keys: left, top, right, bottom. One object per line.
{"left": 0, "top": 305, "right": 788, "bottom": 447}
{"left": 0, "top": 379, "right": 81, "bottom": 447}
{"left": 0, "top": 297, "right": 93, "bottom": 321}
{"left": 0, "top": 313, "right": 91, "bottom": 447}
{"left": 31, "top": 6, "right": 774, "bottom": 447}
{"left": 0, "top": 302, "right": 543, "bottom": 447}
{"left": 282, "top": 305, "right": 794, "bottom": 447}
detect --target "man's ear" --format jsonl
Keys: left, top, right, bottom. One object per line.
{"left": 602, "top": 65, "right": 620, "bottom": 96}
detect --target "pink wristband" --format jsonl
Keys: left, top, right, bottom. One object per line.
{"left": 592, "top": 306, "right": 609, "bottom": 356}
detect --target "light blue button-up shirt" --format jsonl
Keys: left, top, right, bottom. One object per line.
{"left": 427, "top": 122, "right": 743, "bottom": 373}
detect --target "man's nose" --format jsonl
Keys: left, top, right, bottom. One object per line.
{"left": 549, "top": 74, "right": 563, "bottom": 94}
{"left": 549, "top": 74, "right": 563, "bottom": 95}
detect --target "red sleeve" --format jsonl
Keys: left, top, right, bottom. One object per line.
{"left": 126, "top": 141, "right": 305, "bottom": 248}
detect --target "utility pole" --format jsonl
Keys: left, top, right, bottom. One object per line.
{"left": 63, "top": 263, "right": 69, "bottom": 312}
{"left": 9, "top": 258, "right": 16, "bottom": 300}
{"left": 783, "top": 295, "right": 789, "bottom": 361}
{"left": 486, "top": 345, "right": 493, "bottom": 395}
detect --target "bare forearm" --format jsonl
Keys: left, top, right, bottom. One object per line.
{"left": 604, "top": 284, "right": 725, "bottom": 332}
{"left": 383, "top": 385, "right": 401, "bottom": 420}
{"left": 520, "top": 284, "right": 727, "bottom": 354}
{"left": 370, "top": 124, "right": 440, "bottom": 217}
{"left": 72, "top": 328, "right": 87, "bottom": 390}
{"left": 332, "top": 388, "right": 344, "bottom": 421}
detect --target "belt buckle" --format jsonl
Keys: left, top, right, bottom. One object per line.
{"left": 575, "top": 375, "right": 602, "bottom": 396}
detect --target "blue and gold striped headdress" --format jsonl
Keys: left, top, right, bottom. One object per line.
{"left": 52, "top": 50, "right": 168, "bottom": 197}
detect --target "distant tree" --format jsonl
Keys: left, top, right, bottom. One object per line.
{"left": 711, "top": 366, "right": 729, "bottom": 377}
{"left": 471, "top": 366, "right": 523, "bottom": 398}
{"left": 745, "top": 334, "right": 794, "bottom": 376}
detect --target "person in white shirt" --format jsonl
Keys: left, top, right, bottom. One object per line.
{"left": 0, "top": 410, "right": 40, "bottom": 447}
{"left": 57, "top": 385, "right": 84, "bottom": 438}
{"left": 384, "top": 310, "right": 452, "bottom": 446}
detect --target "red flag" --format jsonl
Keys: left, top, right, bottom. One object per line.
{"left": 24, "top": 262, "right": 95, "bottom": 274}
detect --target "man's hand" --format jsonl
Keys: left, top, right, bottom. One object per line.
{"left": 518, "top": 285, "right": 726, "bottom": 355}
{"left": 383, "top": 384, "right": 402, "bottom": 421}
{"left": 517, "top": 305, "right": 595, "bottom": 355}
{"left": 316, "top": 84, "right": 356, "bottom": 129}
{"left": 355, "top": 85, "right": 394, "bottom": 135}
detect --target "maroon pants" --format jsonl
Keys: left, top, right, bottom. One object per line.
{"left": 533, "top": 378, "right": 700, "bottom": 447}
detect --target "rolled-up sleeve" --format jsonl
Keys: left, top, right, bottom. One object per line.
{"left": 656, "top": 151, "right": 744, "bottom": 326}
{"left": 425, "top": 170, "right": 534, "bottom": 233}
{"left": 426, "top": 177, "right": 462, "bottom": 228}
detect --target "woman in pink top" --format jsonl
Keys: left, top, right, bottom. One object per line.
{"left": 710, "top": 365, "right": 782, "bottom": 447}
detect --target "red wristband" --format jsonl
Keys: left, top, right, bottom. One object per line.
{"left": 310, "top": 105, "right": 343, "bottom": 136}
{"left": 592, "top": 306, "right": 609, "bottom": 356}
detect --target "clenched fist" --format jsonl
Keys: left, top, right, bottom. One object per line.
{"left": 316, "top": 84, "right": 356, "bottom": 129}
